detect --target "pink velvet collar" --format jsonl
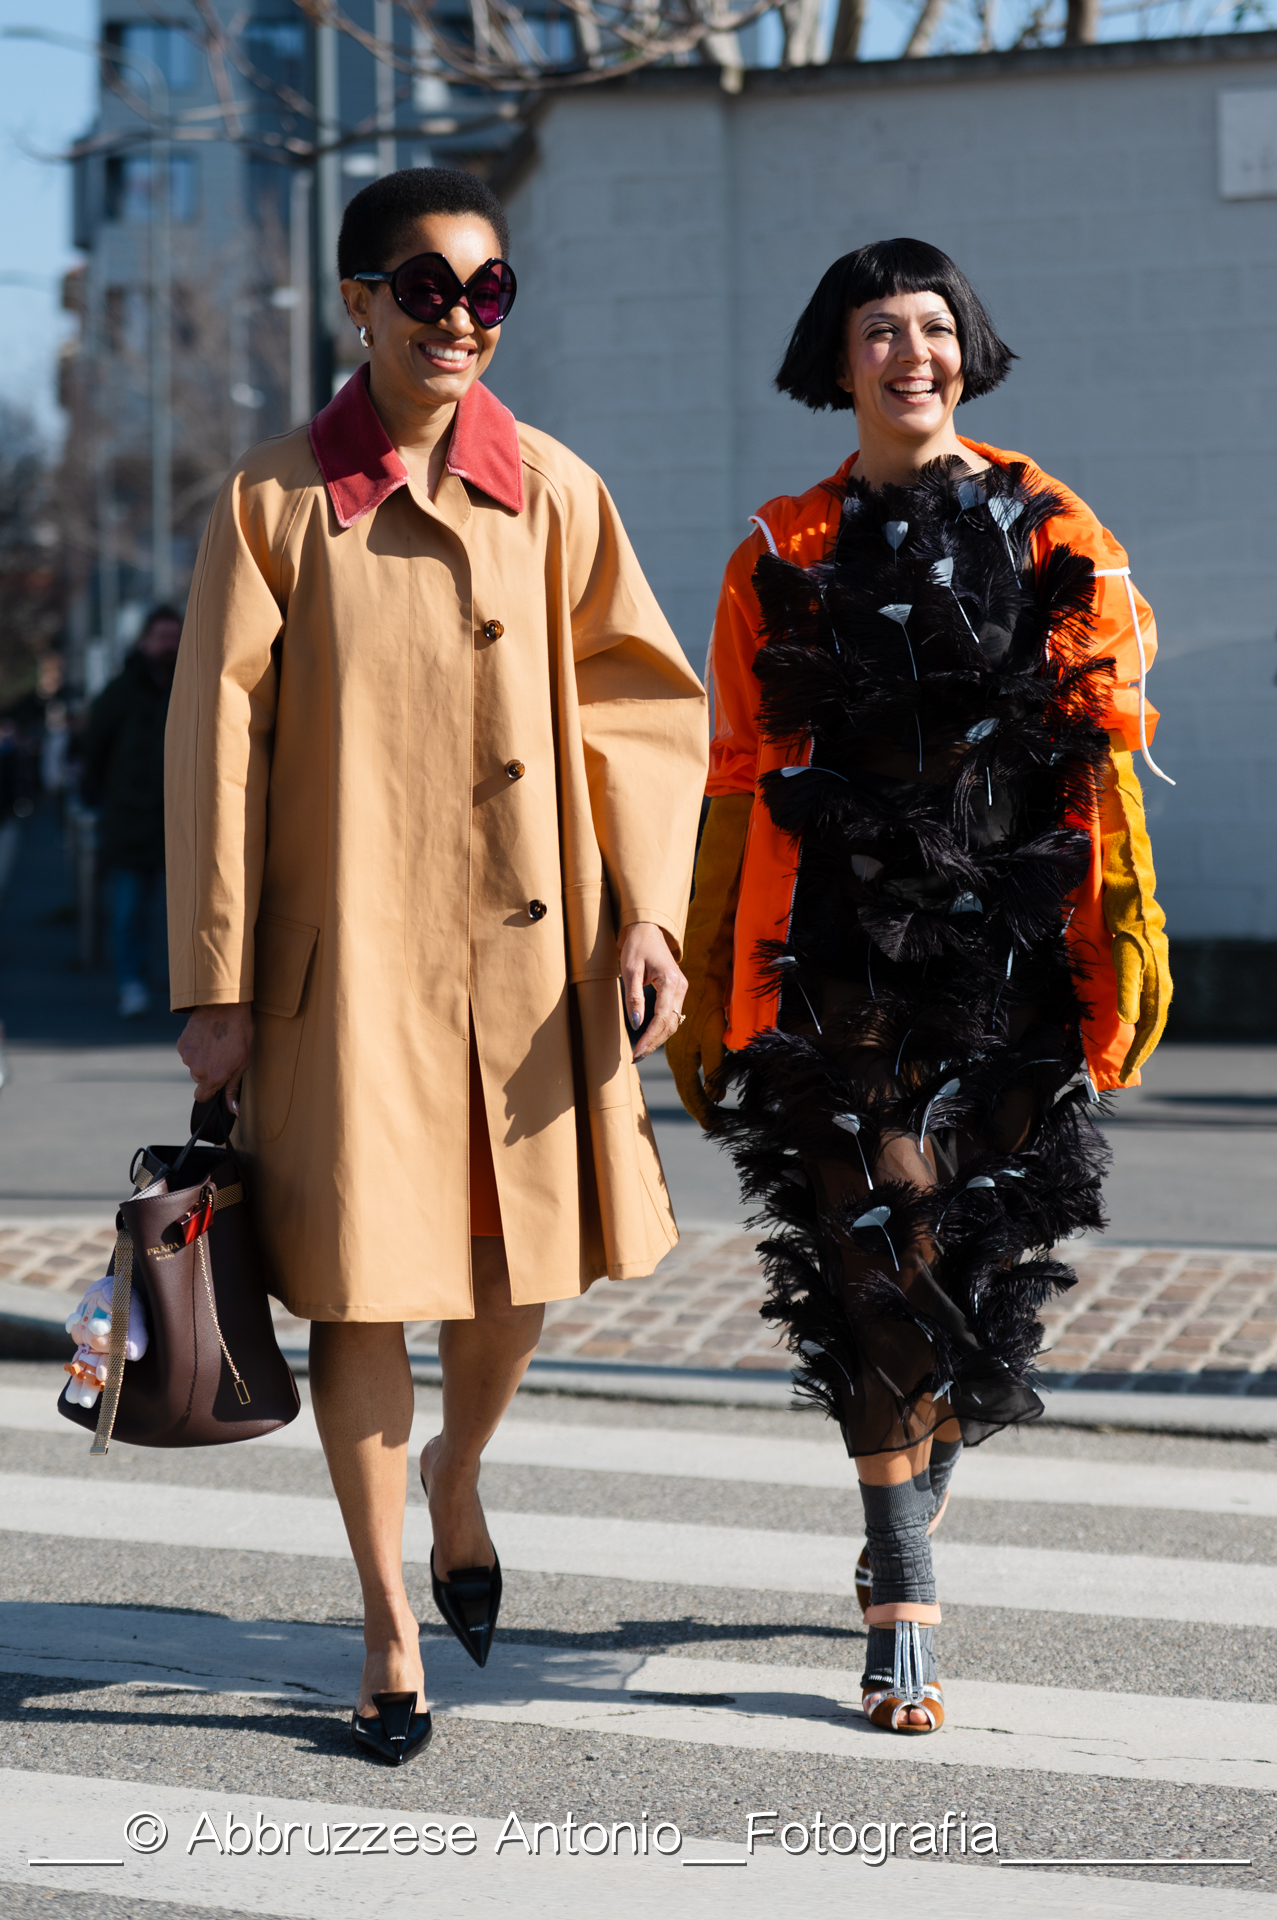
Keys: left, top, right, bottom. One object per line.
{"left": 309, "top": 364, "right": 525, "bottom": 527}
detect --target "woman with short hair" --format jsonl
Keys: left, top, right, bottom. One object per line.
{"left": 168, "top": 167, "right": 706, "bottom": 1763}
{"left": 668, "top": 238, "right": 1169, "bottom": 1735}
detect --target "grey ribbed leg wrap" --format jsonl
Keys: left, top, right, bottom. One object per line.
{"left": 928, "top": 1435, "right": 963, "bottom": 1521}
{"left": 859, "top": 1475, "right": 937, "bottom": 1691}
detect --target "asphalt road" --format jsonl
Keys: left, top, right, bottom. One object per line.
{"left": 0, "top": 1359, "right": 1272, "bottom": 1918}
{"left": 3, "top": 1034, "right": 1275, "bottom": 1246}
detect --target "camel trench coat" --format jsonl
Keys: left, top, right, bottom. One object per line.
{"left": 165, "top": 369, "right": 708, "bottom": 1321}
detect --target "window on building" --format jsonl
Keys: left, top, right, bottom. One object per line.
{"left": 521, "top": 6, "right": 577, "bottom": 65}
{"left": 105, "top": 153, "right": 200, "bottom": 225}
{"left": 104, "top": 21, "right": 201, "bottom": 93}
{"left": 104, "top": 284, "right": 148, "bottom": 358}
{"left": 171, "top": 284, "right": 198, "bottom": 350}
{"left": 241, "top": 18, "right": 308, "bottom": 94}
{"left": 247, "top": 159, "right": 292, "bottom": 232}
{"left": 417, "top": 0, "right": 577, "bottom": 98}
{"left": 105, "top": 285, "right": 124, "bottom": 355}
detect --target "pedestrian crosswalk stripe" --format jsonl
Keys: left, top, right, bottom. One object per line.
{"left": 6, "top": 1388, "right": 1276, "bottom": 1517}
{"left": 1, "top": 1472, "right": 1275, "bottom": 1626}
{"left": 0, "top": 1608, "right": 1270, "bottom": 1792}
{"left": 4, "top": 1605, "right": 1267, "bottom": 1797}
{"left": 482, "top": 1423, "right": 1277, "bottom": 1517}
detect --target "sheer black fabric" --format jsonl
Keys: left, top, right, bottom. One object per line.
{"left": 710, "top": 459, "right": 1113, "bottom": 1457}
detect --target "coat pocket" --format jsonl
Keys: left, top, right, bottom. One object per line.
{"left": 249, "top": 917, "right": 319, "bottom": 1142}
{"left": 253, "top": 916, "right": 319, "bottom": 1018}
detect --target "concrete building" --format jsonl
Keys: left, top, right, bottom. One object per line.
{"left": 488, "top": 35, "right": 1277, "bottom": 1029}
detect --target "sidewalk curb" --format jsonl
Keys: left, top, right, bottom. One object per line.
{"left": 290, "top": 1348, "right": 1277, "bottom": 1436}
{"left": 6, "top": 1283, "right": 1275, "bottom": 1437}
{"left": 0, "top": 1280, "right": 73, "bottom": 1360}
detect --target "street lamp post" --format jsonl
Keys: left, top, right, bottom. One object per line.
{"left": 0, "top": 27, "right": 172, "bottom": 606}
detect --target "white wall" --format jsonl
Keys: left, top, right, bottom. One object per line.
{"left": 488, "top": 47, "right": 1277, "bottom": 942}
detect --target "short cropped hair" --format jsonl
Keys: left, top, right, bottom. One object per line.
{"left": 337, "top": 167, "right": 510, "bottom": 280}
{"left": 776, "top": 238, "right": 1015, "bottom": 412}
{"left": 139, "top": 604, "right": 183, "bottom": 634}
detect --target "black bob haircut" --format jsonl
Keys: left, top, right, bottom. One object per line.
{"left": 776, "top": 238, "right": 1015, "bottom": 413}
{"left": 337, "top": 167, "right": 510, "bottom": 280}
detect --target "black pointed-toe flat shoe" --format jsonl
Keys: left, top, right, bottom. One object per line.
{"left": 350, "top": 1690, "right": 433, "bottom": 1766}
{"left": 430, "top": 1548, "right": 502, "bottom": 1668}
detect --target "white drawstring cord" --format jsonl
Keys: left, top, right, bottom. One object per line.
{"left": 745, "top": 525, "right": 1172, "bottom": 782}
{"left": 748, "top": 514, "right": 779, "bottom": 556}
{"left": 1094, "top": 567, "right": 1175, "bottom": 786}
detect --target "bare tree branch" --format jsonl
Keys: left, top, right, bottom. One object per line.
{"left": 1064, "top": 0, "right": 1100, "bottom": 39}
{"left": 904, "top": 0, "right": 948, "bottom": 55}
{"left": 780, "top": 0, "right": 824, "bottom": 62}
{"left": 829, "top": 0, "right": 866, "bottom": 60}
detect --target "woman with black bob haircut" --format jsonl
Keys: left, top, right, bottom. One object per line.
{"left": 776, "top": 238, "right": 1014, "bottom": 412}
{"left": 168, "top": 166, "right": 706, "bottom": 1764}
{"left": 668, "top": 237, "right": 1171, "bottom": 1734}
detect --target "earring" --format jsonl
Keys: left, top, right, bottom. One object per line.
{"left": 359, "top": 325, "right": 371, "bottom": 348}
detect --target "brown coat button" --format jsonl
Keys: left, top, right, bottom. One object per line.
{"left": 505, "top": 760, "right": 525, "bottom": 781}
{"left": 483, "top": 619, "right": 504, "bottom": 641}
{"left": 528, "top": 900, "right": 547, "bottom": 921}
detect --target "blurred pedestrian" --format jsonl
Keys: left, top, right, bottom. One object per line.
{"left": 167, "top": 166, "right": 706, "bottom": 1764}
{"left": 82, "top": 606, "right": 183, "bottom": 1018}
{"left": 0, "top": 715, "right": 25, "bottom": 901}
{"left": 669, "top": 238, "right": 1171, "bottom": 1737}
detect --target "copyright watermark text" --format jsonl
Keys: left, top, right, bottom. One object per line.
{"left": 110, "top": 1805, "right": 998, "bottom": 1866}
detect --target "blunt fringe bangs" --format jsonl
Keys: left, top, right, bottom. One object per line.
{"left": 337, "top": 167, "right": 510, "bottom": 280}
{"left": 776, "top": 238, "right": 1015, "bottom": 412}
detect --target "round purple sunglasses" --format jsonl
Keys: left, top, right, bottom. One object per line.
{"left": 352, "top": 252, "right": 517, "bottom": 330}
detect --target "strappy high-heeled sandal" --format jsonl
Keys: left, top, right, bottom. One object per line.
{"left": 861, "top": 1605, "right": 945, "bottom": 1734}
{"left": 855, "top": 1483, "right": 951, "bottom": 1619}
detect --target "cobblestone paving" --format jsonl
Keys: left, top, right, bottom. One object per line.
{"left": 7, "top": 1217, "right": 1277, "bottom": 1382}
{"left": 0, "top": 1221, "right": 118, "bottom": 1294}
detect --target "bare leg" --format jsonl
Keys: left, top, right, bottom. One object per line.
{"left": 420, "top": 1236, "right": 544, "bottom": 1575}
{"left": 309, "top": 1318, "right": 423, "bottom": 1718}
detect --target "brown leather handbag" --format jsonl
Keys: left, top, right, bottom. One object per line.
{"left": 58, "top": 1094, "right": 300, "bottom": 1450}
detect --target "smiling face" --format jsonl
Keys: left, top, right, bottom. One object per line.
{"left": 837, "top": 289, "right": 965, "bottom": 450}
{"left": 340, "top": 211, "right": 504, "bottom": 416}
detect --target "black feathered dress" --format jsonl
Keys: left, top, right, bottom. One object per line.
{"left": 710, "top": 457, "right": 1114, "bottom": 1458}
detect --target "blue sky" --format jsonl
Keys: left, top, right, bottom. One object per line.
{"left": 0, "top": 0, "right": 96, "bottom": 441}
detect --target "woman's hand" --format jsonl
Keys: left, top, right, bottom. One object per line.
{"left": 619, "top": 922, "right": 687, "bottom": 1062}
{"left": 176, "top": 1003, "right": 255, "bottom": 1110}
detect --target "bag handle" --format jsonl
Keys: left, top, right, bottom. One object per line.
{"left": 170, "top": 1089, "right": 238, "bottom": 1183}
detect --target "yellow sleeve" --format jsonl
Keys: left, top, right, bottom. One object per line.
{"left": 665, "top": 793, "right": 752, "bottom": 1123}
{"left": 1099, "top": 737, "right": 1171, "bottom": 1082}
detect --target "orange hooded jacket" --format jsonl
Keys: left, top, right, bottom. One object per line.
{"left": 705, "top": 439, "right": 1163, "bottom": 1092}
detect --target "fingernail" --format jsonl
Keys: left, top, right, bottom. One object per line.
{"left": 629, "top": 1011, "right": 642, "bottom": 1030}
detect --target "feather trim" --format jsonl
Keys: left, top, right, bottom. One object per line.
{"left": 712, "top": 458, "right": 1112, "bottom": 1449}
